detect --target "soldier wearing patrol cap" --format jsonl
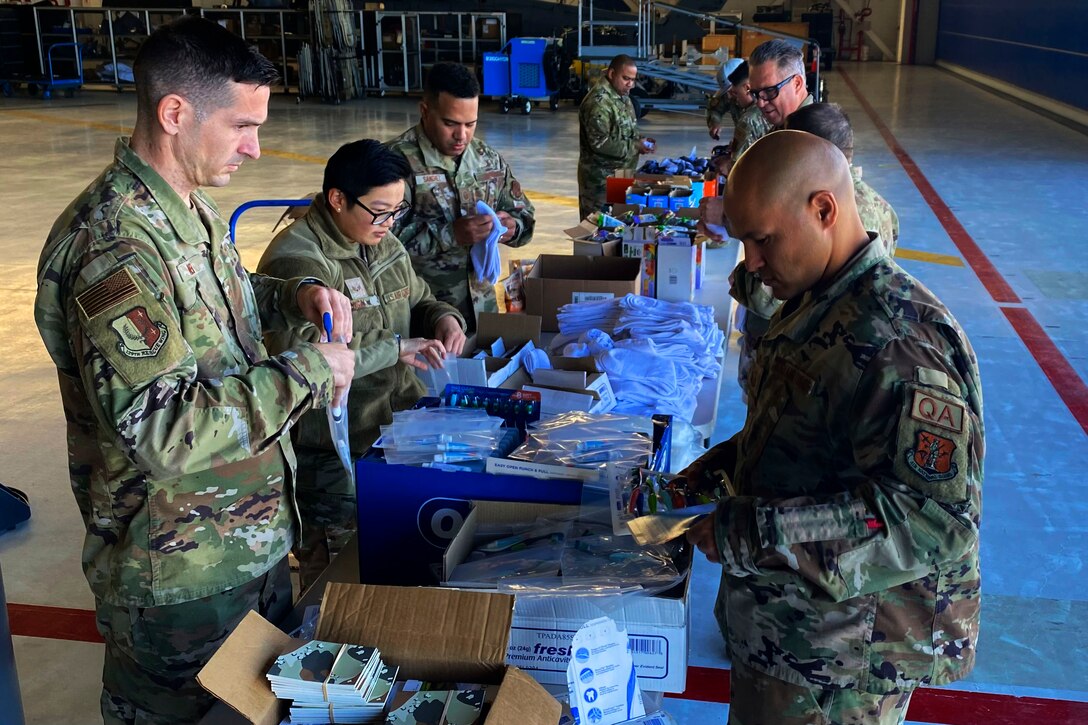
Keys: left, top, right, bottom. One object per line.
{"left": 388, "top": 62, "right": 535, "bottom": 333}
{"left": 34, "top": 17, "right": 356, "bottom": 724}
{"left": 686, "top": 130, "right": 983, "bottom": 724}
{"left": 706, "top": 56, "right": 746, "bottom": 140}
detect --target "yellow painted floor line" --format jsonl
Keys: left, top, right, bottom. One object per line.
{"left": 0, "top": 110, "right": 967, "bottom": 269}
{"left": 894, "top": 248, "right": 964, "bottom": 267}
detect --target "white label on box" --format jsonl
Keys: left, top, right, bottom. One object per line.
{"left": 572, "top": 291, "right": 615, "bottom": 304}
{"left": 508, "top": 625, "right": 672, "bottom": 685}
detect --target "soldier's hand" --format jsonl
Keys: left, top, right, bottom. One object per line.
{"left": 496, "top": 211, "right": 518, "bottom": 244}
{"left": 697, "top": 196, "right": 728, "bottom": 243}
{"left": 314, "top": 342, "right": 355, "bottom": 407}
{"left": 639, "top": 137, "right": 656, "bottom": 154}
{"left": 686, "top": 516, "right": 720, "bottom": 564}
{"left": 434, "top": 315, "right": 466, "bottom": 356}
{"left": 453, "top": 214, "right": 493, "bottom": 247}
{"left": 298, "top": 283, "right": 353, "bottom": 343}
{"left": 709, "top": 125, "right": 721, "bottom": 141}
{"left": 399, "top": 337, "right": 446, "bottom": 371}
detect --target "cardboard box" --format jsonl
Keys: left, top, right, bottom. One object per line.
{"left": 523, "top": 371, "right": 616, "bottom": 415}
{"left": 655, "top": 242, "right": 698, "bottom": 303}
{"left": 442, "top": 503, "right": 692, "bottom": 693}
{"left": 640, "top": 242, "right": 657, "bottom": 298}
{"left": 198, "top": 583, "right": 560, "bottom": 725}
{"left": 565, "top": 217, "right": 622, "bottom": 257}
{"left": 523, "top": 255, "right": 642, "bottom": 331}
{"left": 428, "top": 312, "right": 541, "bottom": 390}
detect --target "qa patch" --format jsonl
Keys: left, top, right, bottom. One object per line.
{"left": 905, "top": 430, "right": 959, "bottom": 482}
{"left": 110, "top": 307, "right": 169, "bottom": 358}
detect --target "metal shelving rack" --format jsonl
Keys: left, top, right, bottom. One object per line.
{"left": 26, "top": 6, "right": 308, "bottom": 93}
{"left": 373, "top": 11, "right": 506, "bottom": 95}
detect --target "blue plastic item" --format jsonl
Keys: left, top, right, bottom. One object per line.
{"left": 228, "top": 198, "right": 313, "bottom": 243}
{"left": 0, "top": 562, "right": 26, "bottom": 725}
{"left": 1, "top": 42, "right": 82, "bottom": 100}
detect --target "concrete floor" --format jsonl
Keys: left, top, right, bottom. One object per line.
{"left": 1, "top": 61, "right": 1086, "bottom": 724}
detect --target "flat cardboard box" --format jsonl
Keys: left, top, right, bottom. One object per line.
{"left": 523, "top": 255, "right": 642, "bottom": 331}
{"left": 523, "top": 371, "right": 616, "bottom": 415}
{"left": 442, "top": 503, "right": 692, "bottom": 693}
{"left": 198, "top": 584, "right": 560, "bottom": 725}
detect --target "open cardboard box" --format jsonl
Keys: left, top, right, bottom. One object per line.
{"left": 522, "top": 355, "right": 616, "bottom": 415}
{"left": 523, "top": 255, "right": 642, "bottom": 332}
{"left": 423, "top": 312, "right": 542, "bottom": 390}
{"left": 442, "top": 502, "right": 692, "bottom": 693}
{"left": 197, "top": 583, "right": 560, "bottom": 725}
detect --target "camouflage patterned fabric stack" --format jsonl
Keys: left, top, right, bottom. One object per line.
{"left": 266, "top": 640, "right": 399, "bottom": 723}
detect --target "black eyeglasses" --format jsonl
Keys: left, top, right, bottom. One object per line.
{"left": 751, "top": 74, "right": 798, "bottom": 102}
{"left": 352, "top": 199, "right": 412, "bottom": 225}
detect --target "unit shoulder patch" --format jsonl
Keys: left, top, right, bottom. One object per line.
{"left": 110, "top": 306, "right": 169, "bottom": 358}
{"left": 893, "top": 382, "right": 971, "bottom": 503}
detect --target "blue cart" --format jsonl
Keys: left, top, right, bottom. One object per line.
{"left": 1, "top": 43, "right": 82, "bottom": 100}
{"left": 482, "top": 37, "right": 560, "bottom": 115}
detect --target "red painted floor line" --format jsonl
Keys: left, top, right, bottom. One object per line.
{"left": 836, "top": 67, "right": 1019, "bottom": 305}
{"left": 837, "top": 66, "right": 1088, "bottom": 438}
{"left": 7, "top": 603, "right": 102, "bottom": 644}
{"left": 1001, "top": 307, "right": 1088, "bottom": 435}
{"left": 9, "top": 603, "right": 1088, "bottom": 723}
{"left": 670, "top": 665, "right": 1088, "bottom": 724}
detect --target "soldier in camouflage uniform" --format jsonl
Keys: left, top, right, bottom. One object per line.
{"left": 687, "top": 131, "right": 983, "bottom": 724}
{"left": 706, "top": 57, "right": 745, "bottom": 140}
{"left": 724, "top": 61, "right": 774, "bottom": 163}
{"left": 33, "top": 18, "right": 356, "bottom": 724}
{"left": 748, "top": 39, "right": 815, "bottom": 130}
{"left": 258, "top": 140, "right": 466, "bottom": 589}
{"left": 578, "top": 54, "right": 654, "bottom": 219}
{"left": 731, "top": 103, "right": 901, "bottom": 399}
{"left": 388, "top": 62, "right": 534, "bottom": 333}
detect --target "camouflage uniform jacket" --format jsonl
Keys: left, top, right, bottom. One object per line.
{"left": 730, "top": 103, "right": 774, "bottom": 160}
{"left": 852, "top": 166, "right": 899, "bottom": 255}
{"left": 388, "top": 124, "right": 534, "bottom": 329}
{"left": 34, "top": 138, "right": 335, "bottom": 608}
{"left": 712, "top": 239, "right": 983, "bottom": 693}
{"left": 706, "top": 90, "right": 741, "bottom": 131}
{"left": 258, "top": 196, "right": 464, "bottom": 454}
{"left": 578, "top": 80, "right": 640, "bottom": 173}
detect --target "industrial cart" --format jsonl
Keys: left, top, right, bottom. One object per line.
{"left": 1, "top": 42, "right": 82, "bottom": 99}
{"left": 482, "top": 37, "right": 560, "bottom": 115}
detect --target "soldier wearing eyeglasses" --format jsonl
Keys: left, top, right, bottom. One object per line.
{"left": 388, "top": 62, "right": 535, "bottom": 333}
{"left": 748, "top": 39, "right": 814, "bottom": 132}
{"left": 258, "top": 140, "right": 466, "bottom": 587}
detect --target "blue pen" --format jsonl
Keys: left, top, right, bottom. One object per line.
{"left": 322, "top": 312, "right": 353, "bottom": 481}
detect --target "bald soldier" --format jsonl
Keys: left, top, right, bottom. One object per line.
{"left": 731, "top": 103, "right": 901, "bottom": 398}
{"left": 577, "top": 54, "right": 655, "bottom": 219}
{"left": 685, "top": 131, "right": 983, "bottom": 725}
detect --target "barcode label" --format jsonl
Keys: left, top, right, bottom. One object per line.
{"left": 572, "top": 291, "right": 615, "bottom": 304}
{"left": 628, "top": 637, "right": 664, "bottom": 656}
{"left": 668, "top": 275, "right": 678, "bottom": 285}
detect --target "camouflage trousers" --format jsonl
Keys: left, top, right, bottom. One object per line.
{"left": 294, "top": 444, "right": 358, "bottom": 591}
{"left": 728, "top": 661, "right": 915, "bottom": 725}
{"left": 577, "top": 161, "right": 614, "bottom": 220}
{"left": 96, "top": 557, "right": 291, "bottom": 725}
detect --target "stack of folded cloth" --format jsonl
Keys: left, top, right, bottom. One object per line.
{"left": 555, "top": 295, "right": 725, "bottom": 422}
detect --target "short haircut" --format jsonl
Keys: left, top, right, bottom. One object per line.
{"left": 423, "top": 62, "right": 480, "bottom": 102}
{"left": 323, "top": 140, "right": 412, "bottom": 204}
{"left": 609, "top": 54, "right": 637, "bottom": 73}
{"left": 134, "top": 16, "right": 278, "bottom": 120}
{"left": 727, "top": 61, "right": 750, "bottom": 87}
{"left": 749, "top": 39, "right": 806, "bottom": 80}
{"left": 784, "top": 103, "right": 855, "bottom": 161}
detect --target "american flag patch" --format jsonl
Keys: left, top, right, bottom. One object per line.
{"left": 77, "top": 268, "right": 139, "bottom": 319}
